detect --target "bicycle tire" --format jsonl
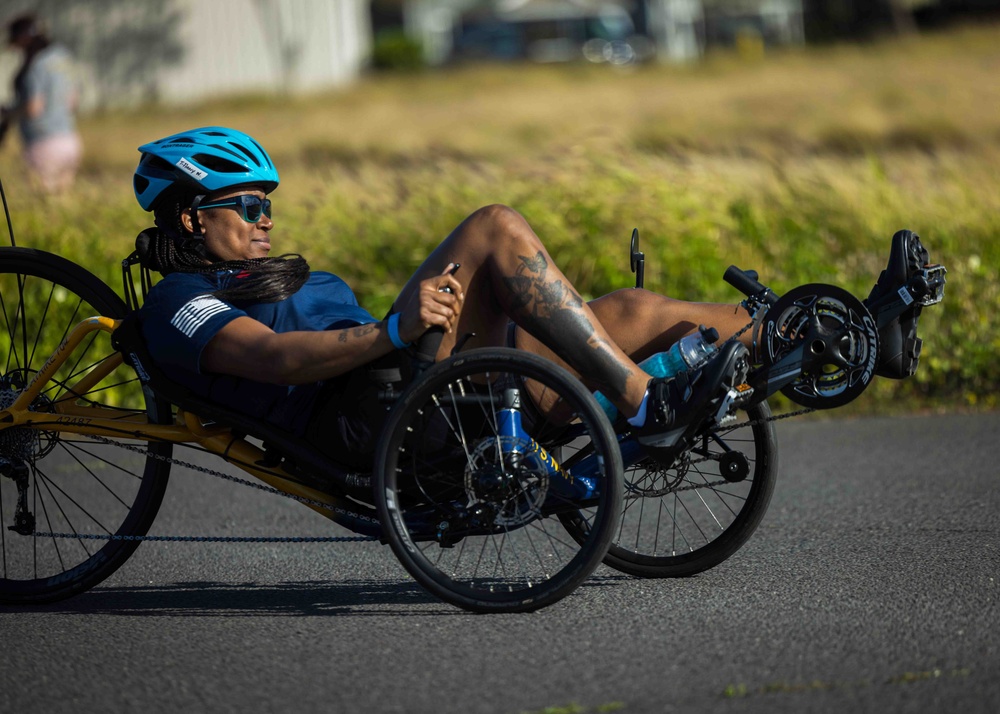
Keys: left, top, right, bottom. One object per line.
{"left": 595, "top": 400, "right": 778, "bottom": 578}
{"left": 374, "top": 348, "right": 623, "bottom": 613}
{"left": 0, "top": 247, "right": 171, "bottom": 604}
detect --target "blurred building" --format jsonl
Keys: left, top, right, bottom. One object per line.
{"left": 0, "top": 0, "right": 371, "bottom": 110}
{"left": 374, "top": 0, "right": 804, "bottom": 65}
{"left": 452, "top": 0, "right": 651, "bottom": 64}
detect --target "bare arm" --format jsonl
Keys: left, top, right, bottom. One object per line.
{"left": 201, "top": 317, "right": 394, "bottom": 384}
{"left": 201, "top": 265, "right": 464, "bottom": 385}
{"left": 24, "top": 95, "right": 44, "bottom": 119}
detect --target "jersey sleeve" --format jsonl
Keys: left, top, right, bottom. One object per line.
{"left": 140, "top": 275, "right": 247, "bottom": 375}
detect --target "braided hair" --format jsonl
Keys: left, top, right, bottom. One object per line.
{"left": 137, "top": 189, "right": 309, "bottom": 305}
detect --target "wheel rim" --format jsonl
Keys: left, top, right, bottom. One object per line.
{"left": 610, "top": 407, "right": 772, "bottom": 566}
{"left": 0, "top": 251, "right": 169, "bottom": 600}
{"left": 376, "top": 350, "right": 621, "bottom": 611}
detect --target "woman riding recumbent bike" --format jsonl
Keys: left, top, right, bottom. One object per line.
{"left": 0, "top": 225, "right": 945, "bottom": 613}
{"left": 0, "top": 243, "right": 627, "bottom": 613}
{"left": 0, "top": 126, "right": 945, "bottom": 613}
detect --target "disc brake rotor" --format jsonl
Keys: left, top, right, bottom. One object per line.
{"left": 759, "top": 284, "right": 880, "bottom": 409}
{"left": 465, "top": 437, "right": 547, "bottom": 527}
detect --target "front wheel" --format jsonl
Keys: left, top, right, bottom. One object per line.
{"left": 0, "top": 247, "right": 172, "bottom": 604}
{"left": 374, "top": 348, "right": 623, "bottom": 613}
{"left": 561, "top": 400, "right": 778, "bottom": 578}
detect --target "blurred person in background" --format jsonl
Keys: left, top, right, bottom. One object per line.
{"left": 0, "top": 13, "right": 82, "bottom": 194}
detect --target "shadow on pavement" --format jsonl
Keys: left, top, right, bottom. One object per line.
{"left": 5, "top": 574, "right": 630, "bottom": 617}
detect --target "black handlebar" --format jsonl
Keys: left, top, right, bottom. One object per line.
{"left": 413, "top": 326, "right": 445, "bottom": 366}
{"left": 724, "top": 265, "right": 779, "bottom": 306}
{"left": 412, "top": 266, "right": 460, "bottom": 372}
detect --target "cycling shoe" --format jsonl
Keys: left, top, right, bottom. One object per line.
{"left": 635, "top": 341, "right": 750, "bottom": 466}
{"left": 864, "top": 229, "right": 940, "bottom": 379}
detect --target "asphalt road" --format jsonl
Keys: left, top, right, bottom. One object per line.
{"left": 2, "top": 411, "right": 998, "bottom": 714}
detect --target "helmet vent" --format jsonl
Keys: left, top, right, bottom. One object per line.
{"left": 228, "top": 142, "right": 262, "bottom": 167}
{"left": 191, "top": 153, "right": 244, "bottom": 173}
{"left": 144, "top": 155, "right": 175, "bottom": 172}
{"left": 247, "top": 138, "right": 273, "bottom": 168}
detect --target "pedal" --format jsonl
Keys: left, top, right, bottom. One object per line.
{"left": 913, "top": 264, "right": 947, "bottom": 306}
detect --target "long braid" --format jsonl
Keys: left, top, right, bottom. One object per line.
{"left": 137, "top": 195, "right": 310, "bottom": 304}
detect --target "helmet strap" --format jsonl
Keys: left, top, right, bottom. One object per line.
{"left": 181, "top": 194, "right": 209, "bottom": 259}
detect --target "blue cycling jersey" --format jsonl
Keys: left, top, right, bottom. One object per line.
{"left": 139, "top": 269, "right": 379, "bottom": 435}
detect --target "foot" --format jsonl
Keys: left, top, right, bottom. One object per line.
{"left": 634, "top": 341, "right": 750, "bottom": 465}
{"left": 864, "top": 229, "right": 944, "bottom": 379}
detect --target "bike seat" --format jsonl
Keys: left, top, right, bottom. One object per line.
{"left": 110, "top": 312, "right": 368, "bottom": 493}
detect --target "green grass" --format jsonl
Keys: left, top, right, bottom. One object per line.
{"left": 2, "top": 22, "right": 997, "bottom": 413}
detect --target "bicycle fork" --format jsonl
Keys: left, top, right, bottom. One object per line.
{"left": 495, "top": 388, "right": 599, "bottom": 501}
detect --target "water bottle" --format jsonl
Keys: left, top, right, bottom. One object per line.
{"left": 593, "top": 325, "right": 720, "bottom": 422}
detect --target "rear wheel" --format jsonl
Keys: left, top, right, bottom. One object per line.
{"left": 374, "top": 348, "right": 622, "bottom": 613}
{"left": 601, "top": 401, "right": 778, "bottom": 577}
{"left": 0, "top": 247, "right": 171, "bottom": 604}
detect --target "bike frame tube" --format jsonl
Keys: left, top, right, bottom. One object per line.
{"left": 0, "top": 316, "right": 358, "bottom": 522}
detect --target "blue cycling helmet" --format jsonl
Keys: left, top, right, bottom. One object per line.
{"left": 133, "top": 126, "right": 279, "bottom": 211}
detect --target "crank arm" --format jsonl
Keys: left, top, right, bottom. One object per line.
{"left": 749, "top": 343, "right": 806, "bottom": 398}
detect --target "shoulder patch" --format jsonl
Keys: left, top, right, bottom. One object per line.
{"left": 171, "top": 296, "right": 230, "bottom": 337}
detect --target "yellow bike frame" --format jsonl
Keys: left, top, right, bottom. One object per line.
{"left": 0, "top": 316, "right": 361, "bottom": 522}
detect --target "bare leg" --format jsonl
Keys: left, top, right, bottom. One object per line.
{"left": 517, "top": 288, "right": 752, "bottom": 379}
{"left": 397, "top": 205, "right": 751, "bottom": 418}
{"left": 397, "top": 205, "right": 649, "bottom": 414}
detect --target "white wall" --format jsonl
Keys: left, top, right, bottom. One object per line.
{"left": 146, "top": 0, "right": 372, "bottom": 105}
{"left": 0, "top": 0, "right": 372, "bottom": 110}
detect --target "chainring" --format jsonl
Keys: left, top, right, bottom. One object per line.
{"left": 758, "top": 284, "right": 880, "bottom": 409}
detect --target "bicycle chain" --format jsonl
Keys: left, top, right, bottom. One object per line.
{"left": 622, "top": 317, "right": 814, "bottom": 488}
{"left": 35, "top": 433, "right": 379, "bottom": 544}
{"left": 32, "top": 318, "right": 811, "bottom": 544}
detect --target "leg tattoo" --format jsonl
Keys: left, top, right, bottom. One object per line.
{"left": 502, "top": 251, "right": 632, "bottom": 402}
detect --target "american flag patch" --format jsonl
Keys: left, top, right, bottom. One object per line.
{"left": 170, "top": 296, "right": 231, "bottom": 338}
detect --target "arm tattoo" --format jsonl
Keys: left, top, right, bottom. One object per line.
{"left": 337, "top": 323, "right": 377, "bottom": 343}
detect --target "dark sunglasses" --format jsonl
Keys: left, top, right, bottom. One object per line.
{"left": 198, "top": 194, "right": 272, "bottom": 223}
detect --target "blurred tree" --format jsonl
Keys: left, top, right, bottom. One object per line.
{"left": 805, "top": 0, "right": 939, "bottom": 39}
{"left": 5, "top": 0, "right": 184, "bottom": 109}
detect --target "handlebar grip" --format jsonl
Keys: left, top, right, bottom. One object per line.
{"left": 411, "top": 265, "right": 462, "bottom": 370}
{"left": 413, "top": 326, "right": 445, "bottom": 365}
{"left": 412, "top": 279, "right": 456, "bottom": 368}
{"left": 724, "top": 265, "right": 778, "bottom": 305}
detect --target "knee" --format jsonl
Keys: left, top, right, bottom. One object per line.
{"left": 600, "top": 287, "right": 670, "bottom": 314}
{"left": 469, "top": 204, "right": 537, "bottom": 243}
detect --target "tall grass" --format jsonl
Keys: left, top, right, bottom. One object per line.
{"left": 2, "top": 23, "right": 997, "bottom": 413}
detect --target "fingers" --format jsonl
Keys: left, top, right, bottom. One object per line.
{"left": 397, "top": 266, "right": 466, "bottom": 342}
{"left": 418, "top": 285, "right": 463, "bottom": 332}
{"left": 435, "top": 263, "right": 464, "bottom": 298}
{"left": 420, "top": 263, "right": 465, "bottom": 331}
